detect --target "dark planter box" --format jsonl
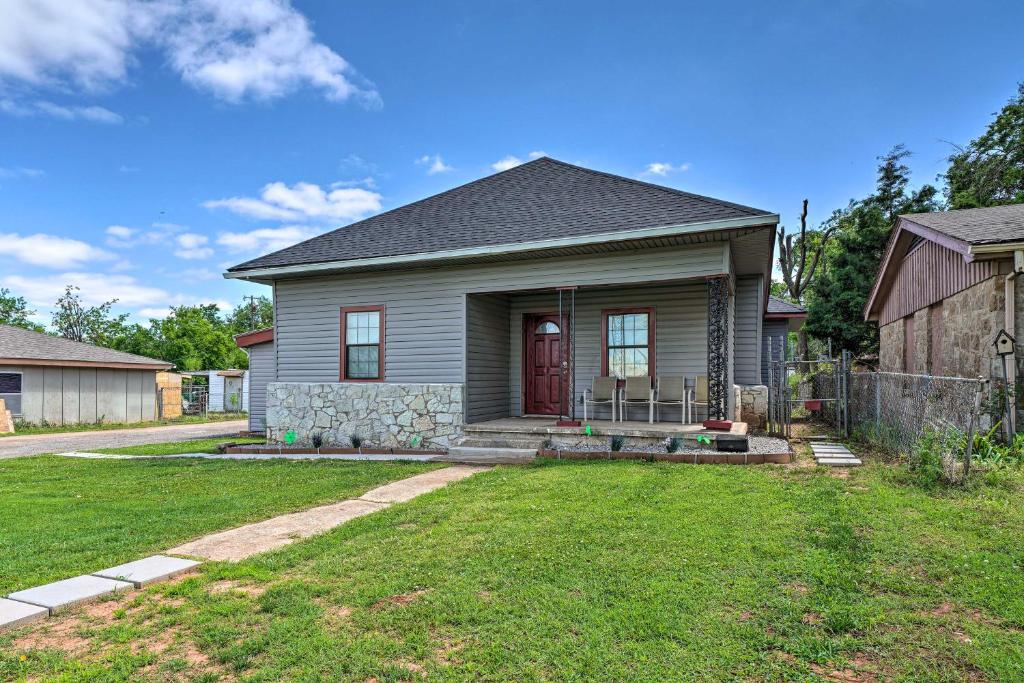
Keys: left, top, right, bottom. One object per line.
{"left": 716, "top": 434, "right": 749, "bottom": 453}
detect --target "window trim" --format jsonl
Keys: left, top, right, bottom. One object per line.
{"left": 600, "top": 307, "right": 656, "bottom": 378}
{"left": 0, "top": 370, "right": 23, "bottom": 417}
{"left": 339, "top": 305, "right": 385, "bottom": 382}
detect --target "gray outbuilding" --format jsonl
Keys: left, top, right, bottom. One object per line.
{"left": 0, "top": 324, "right": 172, "bottom": 426}
{"left": 234, "top": 327, "right": 274, "bottom": 433}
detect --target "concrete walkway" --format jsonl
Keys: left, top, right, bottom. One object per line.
{"left": 167, "top": 466, "right": 489, "bottom": 561}
{"left": 0, "top": 420, "right": 247, "bottom": 459}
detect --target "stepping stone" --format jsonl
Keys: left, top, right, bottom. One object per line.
{"left": 93, "top": 555, "right": 200, "bottom": 588}
{"left": 0, "top": 598, "right": 48, "bottom": 631}
{"left": 7, "top": 575, "right": 133, "bottom": 614}
{"left": 816, "top": 457, "right": 863, "bottom": 466}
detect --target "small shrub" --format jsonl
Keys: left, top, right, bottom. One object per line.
{"left": 311, "top": 432, "right": 324, "bottom": 449}
{"left": 610, "top": 435, "right": 625, "bottom": 452}
{"left": 541, "top": 438, "right": 554, "bottom": 451}
{"left": 349, "top": 433, "right": 363, "bottom": 449}
{"left": 666, "top": 436, "right": 684, "bottom": 454}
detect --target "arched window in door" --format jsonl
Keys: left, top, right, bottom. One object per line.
{"left": 535, "top": 321, "right": 560, "bottom": 334}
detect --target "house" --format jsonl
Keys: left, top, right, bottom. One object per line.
{"left": 225, "top": 157, "right": 780, "bottom": 448}
{"left": 865, "top": 203, "right": 1024, "bottom": 379}
{"left": 183, "top": 369, "right": 250, "bottom": 413}
{"left": 761, "top": 296, "right": 807, "bottom": 383}
{"left": 0, "top": 324, "right": 172, "bottom": 426}
{"left": 235, "top": 327, "right": 274, "bottom": 433}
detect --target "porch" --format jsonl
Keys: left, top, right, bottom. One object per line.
{"left": 464, "top": 276, "right": 741, "bottom": 428}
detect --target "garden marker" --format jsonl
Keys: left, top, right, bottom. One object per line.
{"left": 284, "top": 430, "right": 297, "bottom": 445}
{"left": 585, "top": 424, "right": 592, "bottom": 436}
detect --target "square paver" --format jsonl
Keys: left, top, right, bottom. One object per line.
{"left": 7, "top": 575, "right": 133, "bottom": 614}
{"left": 93, "top": 555, "right": 201, "bottom": 588}
{"left": 0, "top": 598, "right": 48, "bottom": 631}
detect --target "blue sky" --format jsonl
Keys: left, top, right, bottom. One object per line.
{"left": 1, "top": 0, "right": 1022, "bottom": 326}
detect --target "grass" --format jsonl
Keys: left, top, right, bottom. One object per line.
{"left": 3, "top": 457, "right": 1024, "bottom": 681}
{"left": 2, "top": 412, "right": 250, "bottom": 437}
{"left": 0, "top": 447, "right": 440, "bottom": 595}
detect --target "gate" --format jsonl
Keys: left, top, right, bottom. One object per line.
{"left": 767, "top": 351, "right": 851, "bottom": 439}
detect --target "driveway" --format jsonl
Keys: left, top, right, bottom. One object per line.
{"left": 0, "top": 420, "right": 248, "bottom": 459}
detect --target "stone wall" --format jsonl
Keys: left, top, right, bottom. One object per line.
{"left": 879, "top": 320, "right": 903, "bottom": 372}
{"left": 739, "top": 385, "right": 768, "bottom": 429}
{"left": 266, "top": 382, "right": 463, "bottom": 449}
{"left": 942, "top": 276, "right": 1004, "bottom": 379}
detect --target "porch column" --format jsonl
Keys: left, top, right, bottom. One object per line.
{"left": 557, "top": 286, "right": 580, "bottom": 426}
{"left": 707, "top": 275, "right": 730, "bottom": 420}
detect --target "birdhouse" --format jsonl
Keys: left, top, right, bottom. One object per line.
{"left": 993, "top": 329, "right": 1016, "bottom": 356}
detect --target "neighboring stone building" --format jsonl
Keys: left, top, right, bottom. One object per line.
{"left": 864, "top": 204, "right": 1024, "bottom": 380}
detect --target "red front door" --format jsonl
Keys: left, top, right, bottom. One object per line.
{"left": 524, "top": 313, "right": 563, "bottom": 415}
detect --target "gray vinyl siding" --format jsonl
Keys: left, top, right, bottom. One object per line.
{"left": 466, "top": 294, "right": 511, "bottom": 423}
{"left": 506, "top": 282, "right": 708, "bottom": 421}
{"left": 761, "top": 320, "right": 789, "bottom": 383}
{"left": 0, "top": 364, "right": 156, "bottom": 425}
{"left": 247, "top": 341, "right": 276, "bottom": 432}
{"left": 733, "top": 275, "right": 763, "bottom": 385}
{"left": 273, "top": 242, "right": 729, "bottom": 384}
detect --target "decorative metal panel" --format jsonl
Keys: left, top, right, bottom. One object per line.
{"left": 707, "top": 276, "right": 729, "bottom": 420}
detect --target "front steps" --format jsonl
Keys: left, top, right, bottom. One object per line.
{"left": 443, "top": 446, "right": 537, "bottom": 464}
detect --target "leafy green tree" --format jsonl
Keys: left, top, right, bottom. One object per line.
{"left": 807, "top": 147, "right": 938, "bottom": 354}
{"left": 945, "top": 83, "right": 1024, "bottom": 209}
{"left": 152, "top": 305, "right": 248, "bottom": 371}
{"left": 51, "top": 286, "right": 131, "bottom": 345}
{"left": 0, "top": 288, "right": 44, "bottom": 332}
{"left": 225, "top": 295, "right": 273, "bottom": 336}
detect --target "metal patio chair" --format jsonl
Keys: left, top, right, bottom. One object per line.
{"left": 620, "top": 376, "right": 655, "bottom": 423}
{"left": 653, "top": 377, "right": 688, "bottom": 424}
{"left": 583, "top": 376, "right": 618, "bottom": 422}
{"left": 690, "top": 375, "right": 709, "bottom": 423}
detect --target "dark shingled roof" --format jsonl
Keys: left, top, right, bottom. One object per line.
{"left": 901, "top": 203, "right": 1024, "bottom": 245}
{"left": 228, "top": 157, "right": 773, "bottom": 272}
{"left": 766, "top": 296, "right": 806, "bottom": 316}
{"left": 0, "top": 324, "right": 172, "bottom": 368}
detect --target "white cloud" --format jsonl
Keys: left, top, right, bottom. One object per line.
{"left": 105, "top": 222, "right": 185, "bottom": 248}
{"left": 0, "top": 232, "right": 112, "bottom": 268}
{"left": 179, "top": 267, "right": 220, "bottom": 281}
{"left": 204, "top": 181, "right": 382, "bottom": 222}
{"left": 331, "top": 176, "right": 376, "bottom": 190}
{"left": 0, "top": 98, "right": 123, "bottom": 123}
{"left": 173, "top": 232, "right": 213, "bottom": 259}
{"left": 491, "top": 151, "right": 546, "bottom": 173}
{"left": 416, "top": 154, "right": 453, "bottom": 175}
{"left": 0, "top": 0, "right": 377, "bottom": 108}
{"left": 3, "top": 272, "right": 170, "bottom": 308}
{"left": 641, "top": 162, "right": 692, "bottom": 177}
{"left": 0, "top": 166, "right": 44, "bottom": 179}
{"left": 217, "top": 225, "right": 322, "bottom": 253}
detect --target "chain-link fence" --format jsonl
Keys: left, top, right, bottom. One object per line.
{"left": 848, "top": 371, "right": 989, "bottom": 458}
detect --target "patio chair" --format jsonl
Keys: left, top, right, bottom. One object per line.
{"left": 620, "top": 376, "right": 654, "bottom": 423}
{"left": 690, "top": 375, "right": 709, "bottom": 423}
{"left": 653, "top": 377, "right": 687, "bottom": 424}
{"left": 583, "top": 376, "right": 618, "bottom": 422}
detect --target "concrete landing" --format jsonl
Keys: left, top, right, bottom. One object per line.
{"left": 93, "top": 555, "right": 200, "bottom": 588}
{"left": 810, "top": 443, "right": 862, "bottom": 467}
{"left": 443, "top": 446, "right": 537, "bottom": 464}
{"left": 7, "top": 575, "right": 133, "bottom": 614}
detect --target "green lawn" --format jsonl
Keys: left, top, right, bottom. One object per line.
{"left": 0, "top": 448, "right": 440, "bottom": 595}
{"left": 3, "top": 458, "right": 1024, "bottom": 681}
{"left": 2, "top": 412, "right": 249, "bottom": 437}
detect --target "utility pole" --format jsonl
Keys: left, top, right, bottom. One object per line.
{"left": 243, "top": 295, "right": 260, "bottom": 331}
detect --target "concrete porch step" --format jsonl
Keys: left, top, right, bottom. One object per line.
{"left": 443, "top": 446, "right": 537, "bottom": 464}
{"left": 455, "top": 436, "right": 546, "bottom": 449}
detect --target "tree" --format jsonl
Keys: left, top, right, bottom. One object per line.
{"left": 51, "top": 286, "right": 130, "bottom": 345}
{"left": 152, "top": 305, "right": 248, "bottom": 371}
{"left": 0, "top": 288, "right": 44, "bottom": 332}
{"left": 806, "top": 146, "right": 939, "bottom": 354}
{"left": 945, "top": 83, "right": 1024, "bottom": 209}
{"left": 776, "top": 199, "right": 834, "bottom": 359}
{"left": 225, "top": 295, "right": 273, "bottom": 336}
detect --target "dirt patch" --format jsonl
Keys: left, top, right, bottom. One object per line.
{"left": 787, "top": 582, "right": 810, "bottom": 596}
{"left": 208, "top": 579, "right": 267, "bottom": 597}
{"left": 372, "top": 589, "right": 428, "bottom": 610}
{"left": 738, "top": 611, "right": 753, "bottom": 622}
{"left": 929, "top": 602, "right": 955, "bottom": 616}
{"left": 801, "top": 612, "right": 823, "bottom": 624}
{"left": 13, "top": 616, "right": 92, "bottom": 656}
{"left": 809, "top": 662, "right": 878, "bottom": 682}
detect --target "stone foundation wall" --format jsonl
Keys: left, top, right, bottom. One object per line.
{"left": 266, "top": 382, "right": 463, "bottom": 449}
{"left": 879, "top": 321, "right": 903, "bottom": 372}
{"left": 739, "top": 385, "right": 768, "bottom": 429}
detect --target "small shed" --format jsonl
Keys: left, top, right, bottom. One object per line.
{"left": 761, "top": 296, "right": 807, "bottom": 383}
{"left": 235, "top": 327, "right": 274, "bottom": 433}
{"left": 185, "top": 369, "right": 250, "bottom": 413}
{"left": 0, "top": 324, "right": 172, "bottom": 426}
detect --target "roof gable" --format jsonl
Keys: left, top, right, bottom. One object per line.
{"left": 900, "top": 203, "right": 1024, "bottom": 246}
{"left": 227, "top": 157, "right": 775, "bottom": 275}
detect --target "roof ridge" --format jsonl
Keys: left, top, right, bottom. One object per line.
{"left": 0, "top": 323, "right": 171, "bottom": 366}
{"left": 537, "top": 157, "right": 773, "bottom": 217}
